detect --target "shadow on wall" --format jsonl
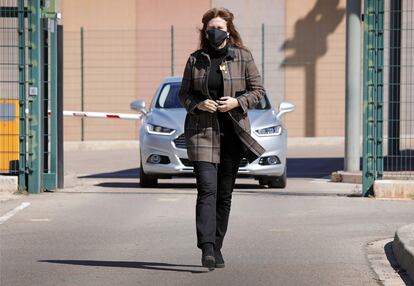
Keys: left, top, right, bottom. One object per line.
{"left": 281, "top": 0, "right": 345, "bottom": 137}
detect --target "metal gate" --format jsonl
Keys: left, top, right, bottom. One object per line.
{"left": 0, "top": 0, "right": 59, "bottom": 193}
{"left": 362, "top": 0, "right": 414, "bottom": 195}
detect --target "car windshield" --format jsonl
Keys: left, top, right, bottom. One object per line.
{"left": 155, "top": 82, "right": 271, "bottom": 109}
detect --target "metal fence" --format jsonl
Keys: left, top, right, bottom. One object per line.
{"left": 362, "top": 0, "right": 414, "bottom": 195}
{"left": 63, "top": 26, "right": 285, "bottom": 141}
{"left": 63, "top": 22, "right": 346, "bottom": 140}
{"left": 0, "top": 0, "right": 21, "bottom": 176}
{"left": 0, "top": 0, "right": 59, "bottom": 193}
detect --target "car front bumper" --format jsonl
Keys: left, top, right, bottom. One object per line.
{"left": 140, "top": 131, "right": 287, "bottom": 178}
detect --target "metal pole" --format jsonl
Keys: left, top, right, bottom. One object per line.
{"left": 27, "top": 0, "right": 43, "bottom": 193}
{"left": 80, "top": 26, "right": 85, "bottom": 141}
{"left": 42, "top": 18, "right": 49, "bottom": 173}
{"left": 18, "top": 0, "right": 27, "bottom": 191}
{"left": 261, "top": 23, "right": 265, "bottom": 85}
{"left": 345, "top": 0, "right": 362, "bottom": 172}
{"left": 362, "top": 0, "right": 374, "bottom": 196}
{"left": 171, "top": 25, "right": 174, "bottom": 76}
{"left": 48, "top": 15, "right": 58, "bottom": 190}
{"left": 375, "top": 0, "right": 384, "bottom": 180}
{"left": 57, "top": 24, "right": 64, "bottom": 189}
{"left": 362, "top": 0, "right": 384, "bottom": 196}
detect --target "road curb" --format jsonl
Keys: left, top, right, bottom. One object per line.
{"left": 0, "top": 175, "right": 18, "bottom": 193}
{"left": 0, "top": 176, "right": 20, "bottom": 201}
{"left": 331, "top": 171, "right": 362, "bottom": 184}
{"left": 331, "top": 172, "right": 414, "bottom": 200}
{"left": 374, "top": 180, "right": 414, "bottom": 199}
{"left": 64, "top": 140, "right": 140, "bottom": 151}
{"left": 393, "top": 223, "right": 414, "bottom": 282}
{"left": 287, "top": 136, "right": 345, "bottom": 147}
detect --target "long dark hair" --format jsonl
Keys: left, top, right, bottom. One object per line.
{"left": 199, "top": 7, "right": 244, "bottom": 50}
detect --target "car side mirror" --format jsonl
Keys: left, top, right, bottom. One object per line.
{"left": 130, "top": 99, "right": 148, "bottom": 116}
{"left": 276, "top": 102, "right": 295, "bottom": 120}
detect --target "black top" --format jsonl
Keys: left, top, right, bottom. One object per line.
{"left": 205, "top": 44, "right": 235, "bottom": 137}
{"left": 207, "top": 44, "right": 227, "bottom": 100}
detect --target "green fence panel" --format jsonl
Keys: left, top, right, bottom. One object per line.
{"left": 27, "top": 0, "right": 43, "bottom": 193}
{"left": 0, "top": 0, "right": 26, "bottom": 187}
{"left": 2, "top": 0, "right": 60, "bottom": 193}
{"left": 17, "top": 0, "right": 27, "bottom": 190}
{"left": 363, "top": 0, "right": 384, "bottom": 196}
{"left": 363, "top": 0, "right": 413, "bottom": 195}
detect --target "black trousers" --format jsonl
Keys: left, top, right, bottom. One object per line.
{"left": 193, "top": 132, "right": 245, "bottom": 250}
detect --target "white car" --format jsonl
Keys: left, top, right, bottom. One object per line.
{"left": 131, "top": 76, "right": 294, "bottom": 188}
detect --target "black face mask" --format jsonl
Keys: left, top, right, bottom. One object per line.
{"left": 205, "top": 29, "right": 229, "bottom": 48}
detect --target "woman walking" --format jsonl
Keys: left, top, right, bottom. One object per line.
{"left": 178, "top": 7, "right": 266, "bottom": 270}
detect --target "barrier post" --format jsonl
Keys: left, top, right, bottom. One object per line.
{"left": 27, "top": 0, "right": 43, "bottom": 193}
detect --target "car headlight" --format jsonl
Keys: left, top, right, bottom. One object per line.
{"left": 254, "top": 125, "right": 282, "bottom": 136}
{"left": 146, "top": 123, "right": 176, "bottom": 135}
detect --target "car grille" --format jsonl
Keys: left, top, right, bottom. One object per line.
{"left": 173, "top": 134, "right": 186, "bottom": 149}
{"left": 180, "top": 158, "right": 249, "bottom": 168}
{"left": 180, "top": 158, "right": 193, "bottom": 167}
{"left": 173, "top": 134, "right": 251, "bottom": 170}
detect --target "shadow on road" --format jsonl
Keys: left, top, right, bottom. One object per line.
{"left": 39, "top": 259, "right": 207, "bottom": 274}
{"left": 384, "top": 242, "right": 414, "bottom": 285}
{"left": 95, "top": 181, "right": 266, "bottom": 189}
{"left": 58, "top": 190, "right": 353, "bottom": 197}
{"left": 79, "top": 157, "right": 346, "bottom": 180}
{"left": 286, "top": 157, "right": 344, "bottom": 178}
{"left": 79, "top": 168, "right": 139, "bottom": 179}
{"left": 72, "top": 157, "right": 354, "bottom": 191}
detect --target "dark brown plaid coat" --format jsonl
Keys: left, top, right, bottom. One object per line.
{"left": 178, "top": 45, "right": 266, "bottom": 163}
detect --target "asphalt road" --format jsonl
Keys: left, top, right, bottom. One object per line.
{"left": 1, "top": 149, "right": 414, "bottom": 286}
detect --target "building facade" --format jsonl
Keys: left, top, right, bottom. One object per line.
{"left": 61, "top": 0, "right": 347, "bottom": 140}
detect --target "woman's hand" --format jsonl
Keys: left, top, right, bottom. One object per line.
{"left": 216, "top": 96, "right": 240, "bottom": 112}
{"left": 197, "top": 99, "right": 219, "bottom": 113}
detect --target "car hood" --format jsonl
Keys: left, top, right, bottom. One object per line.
{"left": 248, "top": 109, "right": 279, "bottom": 129}
{"left": 146, "top": 108, "right": 280, "bottom": 132}
{"left": 146, "top": 108, "right": 186, "bottom": 131}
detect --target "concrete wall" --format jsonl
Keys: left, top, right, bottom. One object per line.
{"left": 61, "top": 0, "right": 348, "bottom": 140}
{"left": 212, "top": 0, "right": 285, "bottom": 107}
{"left": 61, "top": 0, "right": 209, "bottom": 140}
{"left": 61, "top": 0, "right": 138, "bottom": 140}
{"left": 135, "top": 0, "right": 210, "bottom": 123}
{"left": 283, "top": 0, "right": 346, "bottom": 137}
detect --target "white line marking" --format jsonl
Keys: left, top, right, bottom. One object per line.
{"left": 158, "top": 198, "right": 178, "bottom": 202}
{"left": 0, "top": 202, "right": 31, "bottom": 225}
{"left": 29, "top": 218, "right": 51, "bottom": 222}
{"left": 310, "top": 178, "right": 331, "bottom": 182}
{"left": 268, "top": 228, "right": 292, "bottom": 232}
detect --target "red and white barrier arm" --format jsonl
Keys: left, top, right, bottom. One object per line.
{"left": 47, "top": 110, "right": 142, "bottom": 120}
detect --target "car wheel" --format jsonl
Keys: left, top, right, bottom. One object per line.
{"left": 139, "top": 161, "right": 158, "bottom": 188}
{"left": 267, "top": 168, "right": 287, "bottom": 189}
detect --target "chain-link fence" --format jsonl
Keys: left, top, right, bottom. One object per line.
{"left": 0, "top": 0, "right": 59, "bottom": 193}
{"left": 383, "top": 0, "right": 414, "bottom": 178}
{"left": 363, "top": 0, "right": 414, "bottom": 195}
{"left": 63, "top": 22, "right": 346, "bottom": 140}
{"left": 0, "top": 0, "right": 26, "bottom": 177}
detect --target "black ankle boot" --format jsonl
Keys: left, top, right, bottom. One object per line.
{"left": 201, "top": 243, "right": 215, "bottom": 270}
{"left": 214, "top": 249, "right": 225, "bottom": 268}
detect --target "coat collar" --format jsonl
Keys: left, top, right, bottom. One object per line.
{"left": 199, "top": 45, "right": 236, "bottom": 61}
